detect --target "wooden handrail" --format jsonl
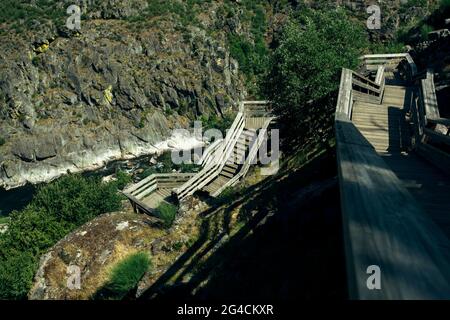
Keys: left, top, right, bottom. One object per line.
{"left": 421, "top": 70, "right": 440, "bottom": 122}
{"left": 428, "top": 118, "right": 450, "bottom": 126}
{"left": 212, "top": 117, "right": 274, "bottom": 196}
{"left": 360, "top": 53, "right": 417, "bottom": 79}
{"left": 175, "top": 111, "right": 246, "bottom": 200}
{"left": 199, "top": 138, "right": 223, "bottom": 166}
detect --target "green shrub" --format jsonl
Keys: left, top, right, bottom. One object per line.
{"left": 0, "top": 251, "right": 37, "bottom": 300}
{"left": 0, "top": 1, "right": 65, "bottom": 31}
{"left": 0, "top": 216, "right": 10, "bottom": 224}
{"left": 155, "top": 202, "right": 178, "bottom": 228}
{"left": 114, "top": 170, "right": 132, "bottom": 191}
{"left": 442, "top": 0, "right": 450, "bottom": 9}
{"left": 420, "top": 24, "right": 434, "bottom": 39}
{"left": 0, "top": 174, "right": 124, "bottom": 299}
{"left": 31, "top": 175, "right": 122, "bottom": 226}
{"left": 0, "top": 136, "right": 5, "bottom": 146}
{"left": 95, "top": 252, "right": 151, "bottom": 300}
{"left": 227, "top": 3, "right": 269, "bottom": 97}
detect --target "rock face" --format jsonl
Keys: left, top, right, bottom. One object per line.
{"left": 28, "top": 208, "right": 202, "bottom": 300}
{"left": 314, "top": 0, "right": 436, "bottom": 41}
{"left": 28, "top": 211, "right": 162, "bottom": 300}
{"left": 0, "top": 2, "right": 244, "bottom": 189}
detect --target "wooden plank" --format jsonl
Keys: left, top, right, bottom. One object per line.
{"left": 336, "top": 124, "right": 450, "bottom": 299}
{"left": 130, "top": 179, "right": 158, "bottom": 197}
{"left": 124, "top": 175, "right": 157, "bottom": 194}
{"left": 421, "top": 76, "right": 440, "bottom": 121}
{"left": 219, "top": 170, "right": 234, "bottom": 179}
{"left": 336, "top": 68, "right": 354, "bottom": 119}
{"left": 352, "top": 79, "right": 381, "bottom": 93}
{"left": 375, "top": 66, "right": 385, "bottom": 85}
{"left": 133, "top": 184, "right": 158, "bottom": 200}
{"left": 122, "top": 193, "right": 155, "bottom": 215}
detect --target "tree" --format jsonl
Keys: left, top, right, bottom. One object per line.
{"left": 263, "top": 8, "right": 368, "bottom": 146}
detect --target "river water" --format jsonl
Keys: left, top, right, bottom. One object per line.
{"left": 0, "top": 152, "right": 177, "bottom": 218}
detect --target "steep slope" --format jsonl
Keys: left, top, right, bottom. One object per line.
{"left": 0, "top": 1, "right": 245, "bottom": 189}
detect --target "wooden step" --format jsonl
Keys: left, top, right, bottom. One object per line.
{"left": 240, "top": 137, "right": 256, "bottom": 145}
{"left": 233, "top": 148, "right": 246, "bottom": 156}
{"left": 225, "top": 162, "right": 238, "bottom": 169}
{"left": 220, "top": 170, "right": 234, "bottom": 179}
{"left": 229, "top": 154, "right": 245, "bottom": 164}
{"left": 222, "top": 165, "right": 237, "bottom": 174}
{"left": 243, "top": 129, "right": 257, "bottom": 134}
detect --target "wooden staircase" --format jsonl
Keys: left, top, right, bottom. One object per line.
{"left": 174, "top": 102, "right": 275, "bottom": 201}
{"left": 203, "top": 128, "right": 257, "bottom": 195}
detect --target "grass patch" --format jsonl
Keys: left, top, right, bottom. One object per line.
{"left": 94, "top": 252, "right": 151, "bottom": 300}
{"left": 154, "top": 202, "right": 178, "bottom": 229}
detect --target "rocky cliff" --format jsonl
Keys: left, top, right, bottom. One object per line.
{"left": 0, "top": 1, "right": 245, "bottom": 189}
{"left": 0, "top": 0, "right": 440, "bottom": 189}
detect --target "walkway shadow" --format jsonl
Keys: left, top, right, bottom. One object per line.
{"left": 380, "top": 85, "right": 414, "bottom": 154}
{"left": 139, "top": 150, "right": 347, "bottom": 301}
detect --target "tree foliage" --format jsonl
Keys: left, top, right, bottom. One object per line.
{"left": 263, "top": 9, "right": 368, "bottom": 145}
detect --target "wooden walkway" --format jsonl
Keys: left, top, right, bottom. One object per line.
{"left": 353, "top": 83, "right": 450, "bottom": 240}
{"left": 123, "top": 102, "right": 275, "bottom": 213}
{"left": 174, "top": 102, "right": 275, "bottom": 200}
{"left": 336, "top": 53, "right": 450, "bottom": 299}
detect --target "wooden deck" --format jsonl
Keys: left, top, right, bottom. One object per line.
{"left": 336, "top": 53, "right": 450, "bottom": 299}
{"left": 353, "top": 84, "right": 450, "bottom": 241}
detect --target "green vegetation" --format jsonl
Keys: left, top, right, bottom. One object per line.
{"left": 397, "top": 0, "right": 450, "bottom": 44}
{"left": 0, "top": 0, "right": 65, "bottom": 33}
{"left": 0, "top": 136, "right": 5, "bottom": 146}
{"left": 140, "top": 152, "right": 200, "bottom": 179}
{"left": 200, "top": 112, "right": 234, "bottom": 136}
{"left": 0, "top": 175, "right": 124, "bottom": 299}
{"left": 420, "top": 23, "right": 434, "bottom": 40}
{"left": 114, "top": 170, "right": 132, "bottom": 191}
{"left": 95, "top": 252, "right": 151, "bottom": 300}
{"left": 226, "top": 1, "right": 269, "bottom": 97}
{"left": 127, "top": 0, "right": 211, "bottom": 27}
{"left": 155, "top": 202, "right": 178, "bottom": 228}
{"left": 442, "top": 0, "right": 450, "bottom": 9}
{"left": 0, "top": 216, "right": 10, "bottom": 224}
{"left": 263, "top": 8, "right": 368, "bottom": 145}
